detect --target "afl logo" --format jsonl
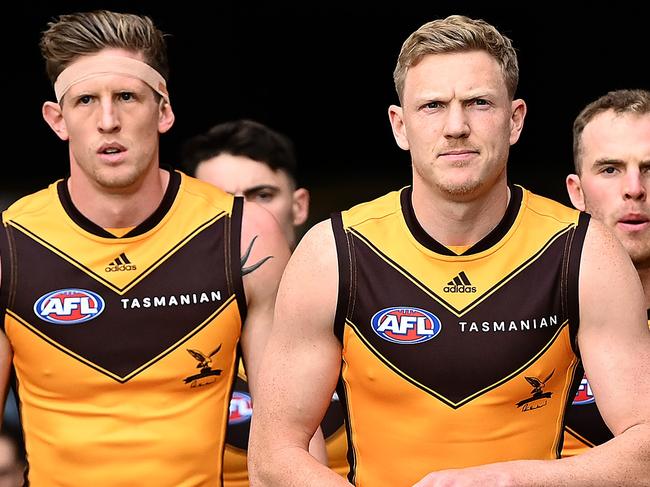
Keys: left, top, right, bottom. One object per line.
{"left": 573, "top": 374, "right": 595, "bottom": 405}
{"left": 371, "top": 307, "right": 442, "bottom": 344}
{"left": 229, "top": 392, "right": 253, "bottom": 425}
{"left": 34, "top": 289, "right": 105, "bottom": 325}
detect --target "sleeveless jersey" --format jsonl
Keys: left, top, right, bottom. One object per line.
{"left": 562, "top": 311, "right": 650, "bottom": 456}
{"left": 223, "top": 360, "right": 349, "bottom": 486}
{"left": 332, "top": 185, "right": 588, "bottom": 486}
{"left": 0, "top": 171, "right": 246, "bottom": 486}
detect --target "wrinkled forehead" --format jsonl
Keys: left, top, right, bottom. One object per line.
{"left": 54, "top": 54, "right": 169, "bottom": 104}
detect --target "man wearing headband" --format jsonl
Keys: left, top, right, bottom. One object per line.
{"left": 0, "top": 10, "right": 290, "bottom": 486}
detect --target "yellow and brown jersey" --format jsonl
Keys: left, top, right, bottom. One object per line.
{"left": 223, "top": 361, "right": 349, "bottom": 487}
{"left": 332, "top": 185, "right": 588, "bottom": 487}
{"left": 562, "top": 311, "right": 650, "bottom": 457}
{"left": 0, "top": 170, "right": 246, "bottom": 487}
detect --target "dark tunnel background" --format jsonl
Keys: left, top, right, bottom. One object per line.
{"left": 4, "top": 2, "right": 648, "bottom": 227}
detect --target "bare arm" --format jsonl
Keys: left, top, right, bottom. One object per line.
{"left": 237, "top": 201, "right": 291, "bottom": 398}
{"left": 414, "top": 219, "right": 650, "bottom": 486}
{"left": 0, "top": 261, "right": 14, "bottom": 423}
{"left": 249, "top": 220, "right": 351, "bottom": 486}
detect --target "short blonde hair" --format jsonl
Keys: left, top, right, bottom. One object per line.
{"left": 393, "top": 15, "right": 519, "bottom": 103}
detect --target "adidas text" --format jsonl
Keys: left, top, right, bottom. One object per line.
{"left": 105, "top": 264, "right": 137, "bottom": 272}
{"left": 443, "top": 284, "right": 476, "bottom": 293}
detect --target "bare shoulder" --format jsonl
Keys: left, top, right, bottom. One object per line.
{"left": 239, "top": 200, "right": 291, "bottom": 296}
{"left": 581, "top": 217, "right": 639, "bottom": 281}
{"left": 289, "top": 219, "right": 337, "bottom": 267}
{"left": 579, "top": 217, "right": 646, "bottom": 332}
{"left": 240, "top": 200, "right": 286, "bottom": 244}
{"left": 275, "top": 219, "right": 338, "bottom": 329}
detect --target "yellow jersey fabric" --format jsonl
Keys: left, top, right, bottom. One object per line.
{"left": 562, "top": 312, "right": 650, "bottom": 456}
{"left": 0, "top": 170, "right": 246, "bottom": 486}
{"left": 332, "top": 185, "right": 588, "bottom": 486}
{"left": 222, "top": 360, "right": 349, "bottom": 486}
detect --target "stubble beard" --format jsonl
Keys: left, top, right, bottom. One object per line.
{"left": 92, "top": 163, "right": 143, "bottom": 191}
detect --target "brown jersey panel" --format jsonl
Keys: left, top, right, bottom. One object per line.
{"left": 347, "top": 229, "right": 573, "bottom": 406}
{"left": 6, "top": 217, "right": 231, "bottom": 380}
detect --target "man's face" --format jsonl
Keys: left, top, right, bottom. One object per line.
{"left": 195, "top": 154, "right": 308, "bottom": 248}
{"left": 388, "top": 50, "right": 526, "bottom": 201}
{"left": 567, "top": 111, "right": 650, "bottom": 268}
{"left": 43, "top": 48, "right": 174, "bottom": 192}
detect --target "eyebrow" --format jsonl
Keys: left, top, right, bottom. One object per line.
{"left": 592, "top": 158, "right": 625, "bottom": 168}
{"left": 241, "top": 185, "right": 280, "bottom": 198}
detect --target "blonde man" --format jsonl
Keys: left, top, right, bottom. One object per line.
{"left": 249, "top": 15, "right": 650, "bottom": 486}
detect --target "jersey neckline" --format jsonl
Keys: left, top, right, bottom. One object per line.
{"left": 57, "top": 169, "right": 181, "bottom": 239}
{"left": 400, "top": 184, "right": 523, "bottom": 256}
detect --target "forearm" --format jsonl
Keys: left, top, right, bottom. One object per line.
{"left": 415, "top": 424, "right": 649, "bottom": 486}
{"left": 543, "top": 424, "right": 650, "bottom": 486}
{"left": 498, "top": 424, "right": 649, "bottom": 486}
{"left": 250, "top": 445, "right": 351, "bottom": 487}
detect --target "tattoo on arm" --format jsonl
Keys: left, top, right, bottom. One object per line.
{"left": 241, "top": 235, "right": 273, "bottom": 276}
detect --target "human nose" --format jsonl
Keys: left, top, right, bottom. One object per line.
{"left": 443, "top": 104, "right": 470, "bottom": 139}
{"left": 623, "top": 169, "right": 647, "bottom": 201}
{"left": 97, "top": 98, "right": 120, "bottom": 133}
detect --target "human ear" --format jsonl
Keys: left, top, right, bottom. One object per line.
{"left": 566, "top": 174, "right": 586, "bottom": 211}
{"left": 42, "top": 101, "right": 69, "bottom": 141}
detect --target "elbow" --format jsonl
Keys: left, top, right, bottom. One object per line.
{"left": 248, "top": 430, "right": 274, "bottom": 486}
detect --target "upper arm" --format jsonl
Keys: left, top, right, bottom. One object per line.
{"left": 577, "top": 219, "right": 650, "bottom": 435}
{"left": 251, "top": 220, "right": 341, "bottom": 447}
{"left": 0, "top": 259, "right": 14, "bottom": 419}
{"left": 238, "top": 201, "right": 292, "bottom": 394}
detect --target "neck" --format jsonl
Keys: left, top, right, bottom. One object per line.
{"left": 68, "top": 168, "right": 170, "bottom": 229}
{"left": 411, "top": 177, "right": 510, "bottom": 247}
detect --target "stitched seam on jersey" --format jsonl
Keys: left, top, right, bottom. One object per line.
{"left": 225, "top": 208, "right": 233, "bottom": 298}
{"left": 347, "top": 230, "right": 357, "bottom": 321}
{"left": 5, "top": 225, "right": 18, "bottom": 310}
{"left": 560, "top": 226, "right": 574, "bottom": 325}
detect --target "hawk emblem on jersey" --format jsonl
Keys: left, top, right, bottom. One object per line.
{"left": 516, "top": 369, "right": 554, "bottom": 411}
{"left": 184, "top": 344, "right": 223, "bottom": 387}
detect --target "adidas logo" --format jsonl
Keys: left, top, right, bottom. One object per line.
{"left": 105, "top": 253, "right": 137, "bottom": 272}
{"left": 443, "top": 271, "right": 476, "bottom": 293}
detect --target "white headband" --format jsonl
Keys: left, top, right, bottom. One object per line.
{"left": 54, "top": 55, "right": 169, "bottom": 104}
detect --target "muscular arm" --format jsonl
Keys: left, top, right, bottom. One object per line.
{"left": 414, "top": 219, "right": 650, "bottom": 486}
{"left": 249, "top": 221, "right": 351, "bottom": 486}
{"left": 0, "top": 261, "right": 14, "bottom": 422}
{"left": 237, "top": 201, "right": 291, "bottom": 398}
